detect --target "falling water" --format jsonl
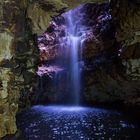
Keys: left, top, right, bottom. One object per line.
{"left": 69, "top": 36, "right": 80, "bottom": 105}
{"left": 64, "top": 10, "right": 81, "bottom": 105}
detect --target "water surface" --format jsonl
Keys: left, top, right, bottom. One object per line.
{"left": 16, "top": 105, "right": 139, "bottom": 140}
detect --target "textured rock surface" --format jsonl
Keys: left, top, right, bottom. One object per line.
{"left": 0, "top": 68, "right": 18, "bottom": 138}
{"left": 0, "top": 0, "right": 38, "bottom": 138}
{"left": 0, "top": 32, "right": 18, "bottom": 137}
{"left": 82, "top": 1, "right": 140, "bottom": 105}
{"left": 0, "top": 0, "right": 108, "bottom": 138}
{"left": 35, "top": 3, "right": 117, "bottom": 104}
{"left": 111, "top": 0, "right": 140, "bottom": 81}
{"left": 0, "top": 0, "right": 140, "bottom": 138}
{"left": 0, "top": 7, "right": 19, "bottom": 135}
{"left": 28, "top": 0, "right": 108, "bottom": 34}
{"left": 84, "top": 0, "right": 140, "bottom": 105}
{"left": 122, "top": 59, "right": 140, "bottom": 80}
{"left": 37, "top": 3, "right": 113, "bottom": 61}
{"left": 36, "top": 2, "right": 140, "bottom": 107}
{"left": 0, "top": 1, "right": 19, "bottom": 137}
{"left": 0, "top": 33, "right": 13, "bottom": 62}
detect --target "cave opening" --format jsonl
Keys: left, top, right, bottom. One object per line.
{"left": 14, "top": 2, "right": 140, "bottom": 140}
{"left": 1, "top": 0, "right": 140, "bottom": 139}
{"left": 35, "top": 3, "right": 117, "bottom": 106}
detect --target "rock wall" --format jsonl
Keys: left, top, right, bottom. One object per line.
{"left": 0, "top": 0, "right": 139, "bottom": 138}
{"left": 35, "top": 2, "right": 140, "bottom": 106}
{"left": 0, "top": 1, "right": 18, "bottom": 137}
{"left": 27, "top": 0, "right": 108, "bottom": 34}
{"left": 82, "top": 0, "right": 140, "bottom": 105}
{"left": 111, "top": 0, "right": 140, "bottom": 81}
{"left": 0, "top": 0, "right": 38, "bottom": 138}
{"left": 0, "top": 33, "right": 18, "bottom": 137}
{"left": 35, "top": 3, "right": 115, "bottom": 104}
{"left": 0, "top": 0, "right": 108, "bottom": 138}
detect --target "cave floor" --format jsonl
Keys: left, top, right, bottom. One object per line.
{"left": 13, "top": 105, "right": 140, "bottom": 140}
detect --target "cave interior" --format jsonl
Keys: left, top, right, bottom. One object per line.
{"left": 0, "top": 0, "right": 140, "bottom": 139}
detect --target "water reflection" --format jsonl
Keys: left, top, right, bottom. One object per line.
{"left": 17, "top": 105, "right": 139, "bottom": 140}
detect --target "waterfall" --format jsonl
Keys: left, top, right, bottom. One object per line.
{"left": 37, "top": 6, "right": 85, "bottom": 105}
{"left": 62, "top": 10, "right": 82, "bottom": 105}
{"left": 69, "top": 36, "right": 80, "bottom": 105}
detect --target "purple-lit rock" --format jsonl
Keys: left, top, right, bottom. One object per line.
{"left": 38, "top": 3, "right": 112, "bottom": 63}
{"left": 37, "top": 65, "right": 64, "bottom": 77}
{"left": 36, "top": 3, "right": 140, "bottom": 106}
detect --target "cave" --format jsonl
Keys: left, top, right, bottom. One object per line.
{"left": 0, "top": 0, "right": 140, "bottom": 140}
{"left": 35, "top": 3, "right": 117, "bottom": 105}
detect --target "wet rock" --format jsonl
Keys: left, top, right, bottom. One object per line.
{"left": 121, "top": 43, "right": 140, "bottom": 59}
{"left": 0, "top": 0, "right": 140, "bottom": 138}
{"left": 111, "top": 0, "right": 140, "bottom": 50}
{"left": 82, "top": 68, "right": 140, "bottom": 105}
{"left": 0, "top": 106, "right": 4, "bottom": 114}
{"left": 122, "top": 59, "right": 140, "bottom": 80}
{"left": 0, "top": 68, "right": 18, "bottom": 138}
{"left": 0, "top": 32, "right": 13, "bottom": 62}
{"left": 0, "top": 0, "right": 109, "bottom": 139}
{"left": 110, "top": 1, "right": 140, "bottom": 91}
{"left": 27, "top": 0, "right": 108, "bottom": 34}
